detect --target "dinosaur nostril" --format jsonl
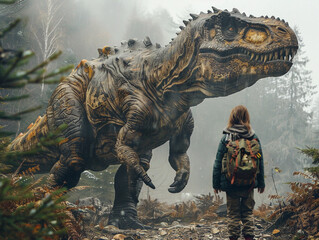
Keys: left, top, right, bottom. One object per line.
{"left": 277, "top": 26, "right": 287, "bottom": 33}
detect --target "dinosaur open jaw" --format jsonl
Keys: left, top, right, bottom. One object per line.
{"left": 199, "top": 46, "right": 298, "bottom": 64}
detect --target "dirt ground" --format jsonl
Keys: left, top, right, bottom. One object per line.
{"left": 82, "top": 217, "right": 294, "bottom": 240}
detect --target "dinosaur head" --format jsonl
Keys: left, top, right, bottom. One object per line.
{"left": 173, "top": 7, "right": 298, "bottom": 98}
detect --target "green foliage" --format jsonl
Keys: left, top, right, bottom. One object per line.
{"left": 0, "top": 2, "right": 75, "bottom": 238}
{"left": 0, "top": 177, "right": 67, "bottom": 240}
{"left": 299, "top": 146, "right": 319, "bottom": 179}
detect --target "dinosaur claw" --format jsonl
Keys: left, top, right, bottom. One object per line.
{"left": 170, "top": 181, "right": 178, "bottom": 187}
{"left": 147, "top": 181, "right": 156, "bottom": 189}
{"left": 140, "top": 173, "right": 155, "bottom": 189}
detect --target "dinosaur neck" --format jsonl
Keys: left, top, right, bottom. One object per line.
{"left": 146, "top": 31, "right": 204, "bottom": 113}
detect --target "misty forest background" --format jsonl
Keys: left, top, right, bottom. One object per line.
{"left": 0, "top": 0, "right": 317, "bottom": 206}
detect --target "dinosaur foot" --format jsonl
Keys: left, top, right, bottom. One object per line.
{"left": 108, "top": 207, "right": 152, "bottom": 230}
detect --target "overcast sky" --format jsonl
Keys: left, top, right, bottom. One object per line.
{"left": 141, "top": 0, "right": 319, "bottom": 91}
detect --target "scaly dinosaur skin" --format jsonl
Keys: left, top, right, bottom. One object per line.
{"left": 8, "top": 7, "right": 298, "bottom": 229}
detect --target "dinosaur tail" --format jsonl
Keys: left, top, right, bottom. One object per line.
{"left": 7, "top": 114, "right": 59, "bottom": 173}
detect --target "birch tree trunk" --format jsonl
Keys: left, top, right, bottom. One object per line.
{"left": 31, "top": 0, "right": 64, "bottom": 96}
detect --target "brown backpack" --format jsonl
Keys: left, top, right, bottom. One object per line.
{"left": 222, "top": 138, "right": 261, "bottom": 187}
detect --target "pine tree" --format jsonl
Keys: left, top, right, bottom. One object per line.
{"left": 0, "top": 2, "right": 75, "bottom": 238}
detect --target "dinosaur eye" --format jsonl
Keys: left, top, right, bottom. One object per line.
{"left": 222, "top": 20, "right": 238, "bottom": 41}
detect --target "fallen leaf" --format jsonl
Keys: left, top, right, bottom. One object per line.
{"left": 272, "top": 229, "right": 280, "bottom": 235}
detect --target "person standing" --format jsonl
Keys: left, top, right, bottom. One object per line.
{"left": 213, "top": 105, "right": 265, "bottom": 240}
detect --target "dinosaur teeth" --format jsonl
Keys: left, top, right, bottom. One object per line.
{"left": 250, "top": 53, "right": 255, "bottom": 60}
{"left": 285, "top": 48, "right": 289, "bottom": 58}
{"left": 237, "top": 47, "right": 296, "bottom": 63}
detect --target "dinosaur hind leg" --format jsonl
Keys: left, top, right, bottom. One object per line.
{"left": 47, "top": 83, "right": 89, "bottom": 189}
{"left": 108, "top": 151, "right": 152, "bottom": 229}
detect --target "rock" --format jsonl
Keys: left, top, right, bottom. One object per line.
{"left": 167, "top": 225, "right": 183, "bottom": 230}
{"left": 216, "top": 204, "right": 227, "bottom": 217}
{"left": 159, "top": 230, "right": 167, "bottom": 236}
{"left": 112, "top": 234, "right": 126, "bottom": 240}
{"left": 171, "top": 221, "right": 179, "bottom": 226}
{"left": 204, "top": 233, "right": 213, "bottom": 239}
{"left": 160, "top": 222, "right": 169, "bottom": 228}
{"left": 103, "top": 225, "right": 124, "bottom": 234}
{"left": 212, "top": 227, "right": 220, "bottom": 234}
{"left": 78, "top": 197, "right": 102, "bottom": 209}
{"left": 97, "top": 237, "right": 109, "bottom": 240}
{"left": 261, "top": 234, "right": 272, "bottom": 238}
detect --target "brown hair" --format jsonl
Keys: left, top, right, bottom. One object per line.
{"left": 227, "top": 105, "right": 251, "bottom": 131}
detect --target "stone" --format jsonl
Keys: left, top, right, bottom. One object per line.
{"left": 112, "top": 234, "right": 126, "bottom": 240}
{"left": 159, "top": 230, "right": 167, "bottom": 236}
{"left": 103, "top": 225, "right": 124, "bottom": 234}
{"left": 171, "top": 221, "right": 179, "bottom": 226}
{"left": 212, "top": 227, "right": 220, "bottom": 234}
{"left": 216, "top": 204, "right": 227, "bottom": 217}
{"left": 160, "top": 222, "right": 169, "bottom": 228}
{"left": 98, "top": 237, "right": 109, "bottom": 240}
{"left": 190, "top": 225, "right": 196, "bottom": 232}
{"left": 78, "top": 197, "right": 102, "bottom": 209}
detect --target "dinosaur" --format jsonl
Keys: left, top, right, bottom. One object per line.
{"left": 8, "top": 6, "right": 298, "bottom": 229}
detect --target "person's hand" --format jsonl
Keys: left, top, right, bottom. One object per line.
{"left": 214, "top": 188, "right": 221, "bottom": 194}
{"left": 258, "top": 187, "right": 265, "bottom": 193}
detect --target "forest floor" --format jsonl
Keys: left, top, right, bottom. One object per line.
{"left": 81, "top": 217, "right": 294, "bottom": 240}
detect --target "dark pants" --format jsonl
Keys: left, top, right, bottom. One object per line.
{"left": 226, "top": 189, "right": 255, "bottom": 238}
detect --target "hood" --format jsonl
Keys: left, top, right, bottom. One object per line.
{"left": 223, "top": 124, "right": 255, "bottom": 141}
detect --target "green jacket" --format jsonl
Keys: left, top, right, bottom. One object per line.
{"left": 212, "top": 134, "right": 265, "bottom": 191}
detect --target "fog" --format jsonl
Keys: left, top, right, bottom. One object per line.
{"left": 1, "top": 0, "right": 318, "bottom": 206}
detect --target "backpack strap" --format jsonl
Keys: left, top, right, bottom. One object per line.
{"left": 246, "top": 139, "right": 257, "bottom": 169}
{"left": 231, "top": 140, "right": 240, "bottom": 185}
{"left": 247, "top": 138, "right": 259, "bottom": 192}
